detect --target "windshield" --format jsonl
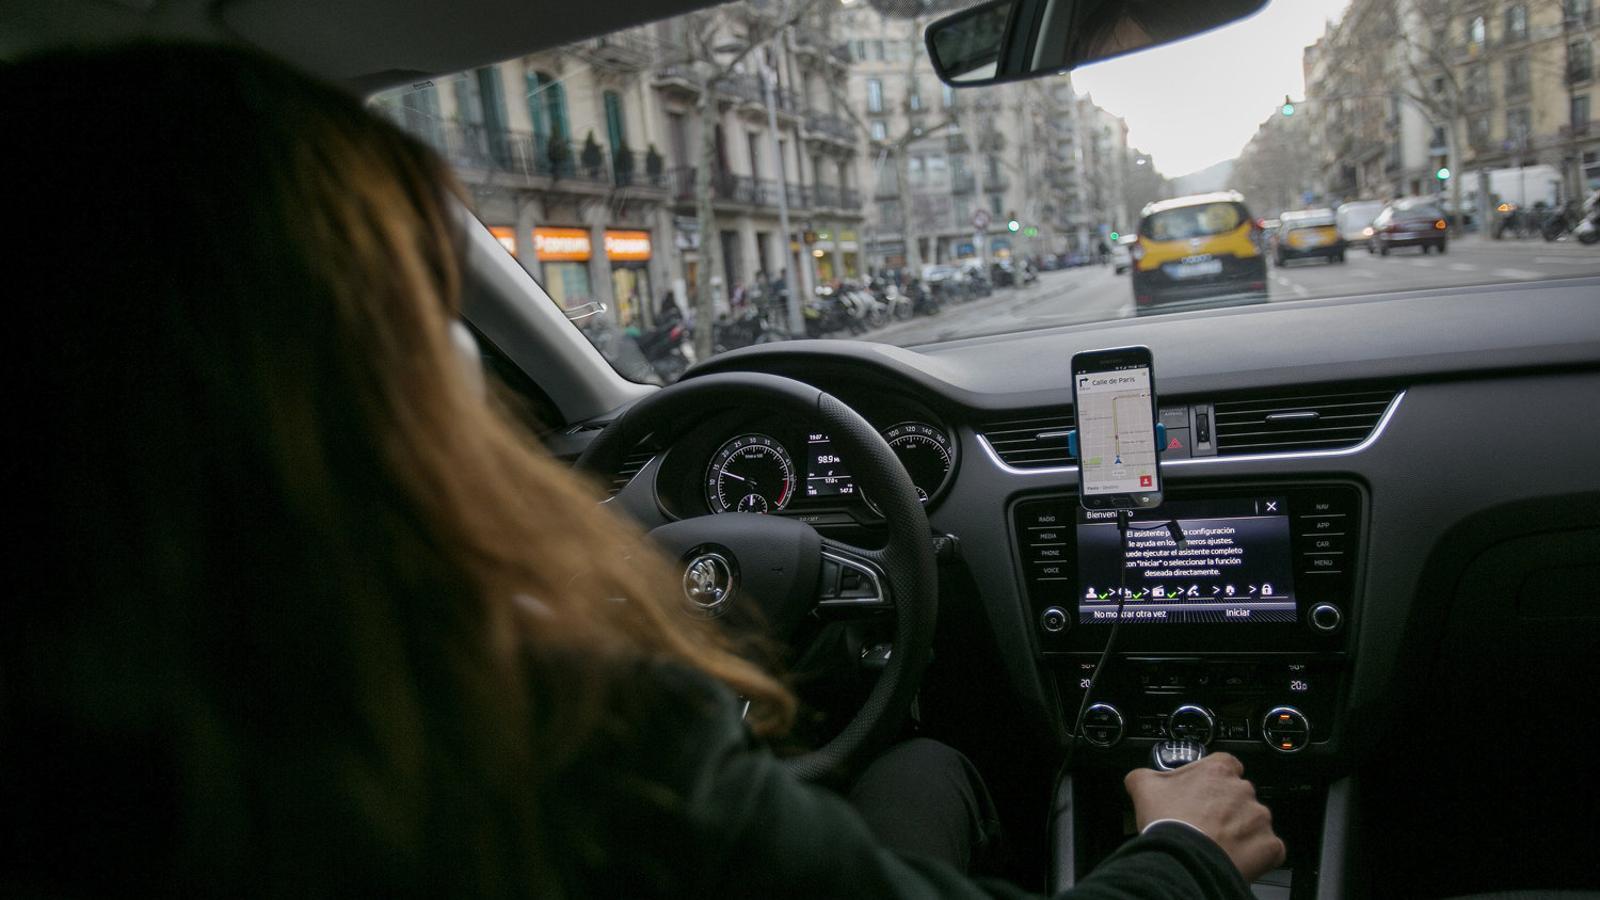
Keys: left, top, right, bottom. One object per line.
{"left": 372, "top": 0, "right": 1600, "bottom": 384}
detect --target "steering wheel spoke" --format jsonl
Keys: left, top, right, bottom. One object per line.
{"left": 819, "top": 539, "right": 892, "bottom": 612}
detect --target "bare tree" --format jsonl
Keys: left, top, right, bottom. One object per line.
{"left": 659, "top": 0, "right": 821, "bottom": 360}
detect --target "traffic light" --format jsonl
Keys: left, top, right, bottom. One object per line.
{"left": 1023, "top": 226, "right": 1038, "bottom": 237}
{"left": 1281, "top": 95, "right": 1295, "bottom": 117}
{"left": 1109, "top": 231, "right": 1120, "bottom": 241}
{"left": 1007, "top": 219, "right": 1020, "bottom": 233}
{"left": 1435, "top": 166, "right": 1451, "bottom": 181}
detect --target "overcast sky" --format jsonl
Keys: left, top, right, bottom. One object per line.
{"left": 1070, "top": 0, "right": 1353, "bottom": 179}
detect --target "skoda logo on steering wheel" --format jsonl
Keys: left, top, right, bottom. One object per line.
{"left": 682, "top": 551, "right": 735, "bottom": 614}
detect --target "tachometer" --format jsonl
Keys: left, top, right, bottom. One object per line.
{"left": 705, "top": 434, "right": 796, "bottom": 514}
{"left": 880, "top": 422, "right": 954, "bottom": 504}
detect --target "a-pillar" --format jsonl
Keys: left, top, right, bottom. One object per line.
{"left": 581, "top": 201, "right": 615, "bottom": 322}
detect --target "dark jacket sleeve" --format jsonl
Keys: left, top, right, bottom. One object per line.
{"left": 627, "top": 667, "right": 1253, "bottom": 900}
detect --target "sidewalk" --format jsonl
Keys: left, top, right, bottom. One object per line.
{"left": 1450, "top": 232, "right": 1599, "bottom": 255}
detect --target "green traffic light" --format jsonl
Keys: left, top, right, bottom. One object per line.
{"left": 1024, "top": 226, "right": 1038, "bottom": 237}
{"left": 1435, "top": 167, "right": 1451, "bottom": 180}
{"left": 1007, "top": 219, "right": 1020, "bottom": 232}
{"left": 1281, "top": 103, "right": 1294, "bottom": 117}
{"left": 1109, "top": 231, "right": 1120, "bottom": 241}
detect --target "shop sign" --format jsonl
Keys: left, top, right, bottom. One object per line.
{"left": 604, "top": 230, "right": 652, "bottom": 261}
{"left": 488, "top": 226, "right": 518, "bottom": 257}
{"left": 534, "top": 227, "right": 592, "bottom": 261}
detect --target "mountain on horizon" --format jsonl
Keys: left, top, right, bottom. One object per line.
{"left": 1169, "top": 159, "right": 1237, "bottom": 196}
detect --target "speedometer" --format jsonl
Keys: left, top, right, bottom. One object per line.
{"left": 705, "top": 434, "right": 796, "bottom": 514}
{"left": 880, "top": 422, "right": 954, "bottom": 504}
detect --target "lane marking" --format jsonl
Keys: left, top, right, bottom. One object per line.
{"left": 1492, "top": 268, "right": 1542, "bottom": 279}
{"left": 1412, "top": 259, "right": 1436, "bottom": 267}
{"left": 1448, "top": 263, "right": 1476, "bottom": 272}
{"left": 1349, "top": 269, "right": 1377, "bottom": 278}
{"left": 1534, "top": 256, "right": 1597, "bottom": 264}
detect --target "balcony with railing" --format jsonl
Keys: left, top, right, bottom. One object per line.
{"left": 670, "top": 167, "right": 825, "bottom": 209}
{"left": 804, "top": 110, "right": 856, "bottom": 144}
{"left": 430, "top": 121, "right": 668, "bottom": 191}
{"left": 577, "top": 28, "right": 653, "bottom": 70}
{"left": 1569, "top": 61, "right": 1594, "bottom": 85}
{"left": 951, "top": 172, "right": 977, "bottom": 194}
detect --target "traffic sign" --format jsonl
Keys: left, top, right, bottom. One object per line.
{"left": 972, "top": 209, "right": 991, "bottom": 229}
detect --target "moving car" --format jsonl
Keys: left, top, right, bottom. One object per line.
{"left": 1368, "top": 198, "right": 1450, "bottom": 255}
{"left": 13, "top": 0, "right": 1600, "bottom": 897}
{"left": 1335, "top": 199, "right": 1387, "bottom": 244}
{"left": 1274, "top": 208, "right": 1345, "bottom": 265}
{"left": 1111, "top": 233, "right": 1136, "bottom": 274}
{"left": 1129, "top": 191, "right": 1268, "bottom": 312}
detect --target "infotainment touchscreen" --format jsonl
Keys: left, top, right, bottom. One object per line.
{"left": 1076, "top": 497, "right": 1298, "bottom": 624}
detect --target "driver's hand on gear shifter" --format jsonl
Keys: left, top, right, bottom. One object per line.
{"left": 1124, "top": 752, "right": 1286, "bottom": 882}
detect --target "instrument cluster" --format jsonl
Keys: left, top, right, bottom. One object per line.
{"left": 650, "top": 399, "right": 957, "bottom": 523}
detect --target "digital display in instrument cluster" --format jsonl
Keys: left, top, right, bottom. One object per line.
{"left": 804, "top": 432, "right": 858, "bottom": 498}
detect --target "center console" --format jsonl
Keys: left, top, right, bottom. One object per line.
{"left": 1017, "top": 483, "right": 1365, "bottom": 896}
{"left": 1011, "top": 482, "right": 1363, "bottom": 755}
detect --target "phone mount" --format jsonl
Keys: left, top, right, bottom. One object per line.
{"left": 1064, "top": 423, "right": 1167, "bottom": 461}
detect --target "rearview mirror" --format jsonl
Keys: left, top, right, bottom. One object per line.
{"left": 926, "top": 0, "right": 1268, "bottom": 87}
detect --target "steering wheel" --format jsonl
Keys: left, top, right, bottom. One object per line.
{"left": 575, "top": 372, "right": 937, "bottom": 781}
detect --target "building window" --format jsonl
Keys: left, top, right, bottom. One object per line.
{"left": 1506, "top": 55, "right": 1530, "bottom": 96}
{"left": 1506, "top": 107, "right": 1532, "bottom": 144}
{"left": 603, "top": 90, "right": 626, "bottom": 155}
{"left": 867, "top": 79, "right": 884, "bottom": 113}
{"left": 1505, "top": 4, "right": 1528, "bottom": 41}
{"left": 1572, "top": 40, "right": 1595, "bottom": 83}
{"left": 909, "top": 88, "right": 922, "bottom": 111}
{"left": 1466, "top": 65, "right": 1489, "bottom": 106}
{"left": 1567, "top": 0, "right": 1594, "bottom": 26}
{"left": 1469, "top": 113, "right": 1491, "bottom": 148}
{"left": 1466, "top": 16, "right": 1485, "bottom": 49}
{"left": 870, "top": 119, "right": 887, "bottom": 141}
{"left": 1573, "top": 94, "right": 1592, "bottom": 131}
{"left": 871, "top": 40, "right": 885, "bottom": 61}
{"left": 851, "top": 40, "right": 865, "bottom": 61}
{"left": 908, "top": 155, "right": 925, "bottom": 185}
{"left": 1430, "top": 124, "right": 1448, "bottom": 149}
{"left": 943, "top": 84, "right": 956, "bottom": 108}
{"left": 527, "top": 70, "right": 570, "bottom": 146}
{"left": 989, "top": 194, "right": 1004, "bottom": 216}
{"left": 746, "top": 132, "right": 763, "bottom": 178}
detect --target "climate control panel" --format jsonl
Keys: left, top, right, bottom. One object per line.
{"left": 1059, "top": 655, "right": 1340, "bottom": 754}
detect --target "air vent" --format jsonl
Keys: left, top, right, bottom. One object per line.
{"left": 609, "top": 448, "right": 656, "bottom": 496}
{"left": 1213, "top": 387, "right": 1396, "bottom": 456}
{"left": 980, "top": 410, "right": 1076, "bottom": 469}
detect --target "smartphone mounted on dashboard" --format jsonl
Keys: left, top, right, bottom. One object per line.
{"left": 1068, "top": 346, "right": 1164, "bottom": 511}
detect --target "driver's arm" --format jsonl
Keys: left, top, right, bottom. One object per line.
{"left": 575, "top": 664, "right": 1259, "bottom": 899}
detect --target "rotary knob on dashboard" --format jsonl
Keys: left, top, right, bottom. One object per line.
{"left": 1167, "top": 704, "right": 1216, "bottom": 745}
{"left": 1263, "top": 707, "right": 1310, "bottom": 753}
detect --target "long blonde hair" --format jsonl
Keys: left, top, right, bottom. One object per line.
{"left": 4, "top": 42, "right": 789, "bottom": 894}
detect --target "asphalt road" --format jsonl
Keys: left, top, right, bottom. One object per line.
{"left": 854, "top": 235, "right": 1600, "bottom": 348}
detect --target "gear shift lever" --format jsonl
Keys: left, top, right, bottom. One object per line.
{"left": 1150, "top": 739, "right": 1207, "bottom": 771}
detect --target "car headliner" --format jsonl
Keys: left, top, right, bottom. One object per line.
{"left": 1, "top": 0, "right": 720, "bottom": 91}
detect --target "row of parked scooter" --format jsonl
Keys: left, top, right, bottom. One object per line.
{"left": 803, "top": 268, "right": 998, "bottom": 338}
{"left": 578, "top": 262, "right": 1029, "bottom": 383}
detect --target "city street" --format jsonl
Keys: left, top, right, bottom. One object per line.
{"left": 854, "top": 236, "right": 1600, "bottom": 348}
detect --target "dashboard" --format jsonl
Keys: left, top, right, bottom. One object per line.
{"left": 600, "top": 276, "right": 1600, "bottom": 775}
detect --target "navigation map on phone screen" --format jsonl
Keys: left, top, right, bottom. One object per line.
{"left": 1076, "top": 365, "right": 1158, "bottom": 496}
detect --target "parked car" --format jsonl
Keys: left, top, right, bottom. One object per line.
{"left": 1368, "top": 198, "right": 1449, "bottom": 255}
{"left": 1275, "top": 208, "right": 1346, "bottom": 264}
{"left": 1129, "top": 190, "right": 1268, "bottom": 312}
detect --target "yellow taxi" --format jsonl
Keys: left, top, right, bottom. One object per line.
{"left": 1130, "top": 191, "right": 1268, "bottom": 312}
{"left": 1274, "top": 208, "right": 1346, "bottom": 265}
